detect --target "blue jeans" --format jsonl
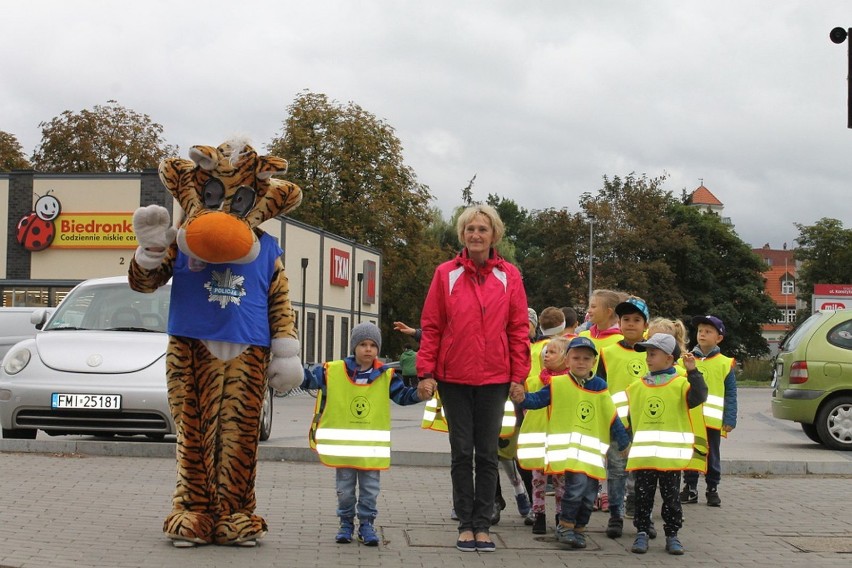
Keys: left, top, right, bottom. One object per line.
{"left": 606, "top": 445, "right": 628, "bottom": 518}
{"left": 559, "top": 471, "right": 599, "bottom": 528}
{"left": 683, "top": 427, "right": 722, "bottom": 489}
{"left": 335, "top": 468, "right": 380, "bottom": 522}
{"left": 438, "top": 381, "right": 510, "bottom": 534}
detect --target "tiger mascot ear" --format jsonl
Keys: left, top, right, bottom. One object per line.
{"left": 256, "top": 155, "right": 288, "bottom": 180}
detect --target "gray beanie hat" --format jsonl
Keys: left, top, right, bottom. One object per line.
{"left": 350, "top": 322, "right": 382, "bottom": 354}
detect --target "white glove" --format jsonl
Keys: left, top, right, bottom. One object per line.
{"left": 267, "top": 337, "right": 303, "bottom": 393}
{"left": 132, "top": 204, "right": 177, "bottom": 269}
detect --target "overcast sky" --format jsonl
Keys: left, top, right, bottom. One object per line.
{"left": 4, "top": 1, "right": 851, "bottom": 249}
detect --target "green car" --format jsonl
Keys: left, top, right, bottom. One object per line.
{"left": 771, "top": 309, "right": 852, "bottom": 450}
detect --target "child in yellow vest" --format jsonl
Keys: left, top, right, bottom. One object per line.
{"left": 579, "top": 288, "right": 626, "bottom": 511}
{"left": 626, "top": 333, "right": 707, "bottom": 556}
{"left": 519, "top": 306, "right": 568, "bottom": 534}
{"left": 597, "top": 296, "right": 649, "bottom": 538}
{"left": 680, "top": 315, "right": 737, "bottom": 507}
{"left": 302, "top": 323, "right": 431, "bottom": 546}
{"left": 511, "top": 335, "right": 630, "bottom": 549}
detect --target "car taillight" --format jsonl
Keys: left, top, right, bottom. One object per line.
{"left": 789, "top": 361, "right": 808, "bottom": 384}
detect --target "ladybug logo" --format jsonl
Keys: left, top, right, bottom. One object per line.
{"left": 16, "top": 192, "right": 61, "bottom": 252}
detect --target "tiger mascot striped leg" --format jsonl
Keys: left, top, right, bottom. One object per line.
{"left": 163, "top": 336, "right": 269, "bottom": 545}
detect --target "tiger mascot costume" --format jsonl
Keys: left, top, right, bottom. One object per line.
{"left": 128, "top": 139, "right": 304, "bottom": 547}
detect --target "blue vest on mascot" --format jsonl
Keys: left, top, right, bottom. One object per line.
{"left": 168, "top": 232, "right": 281, "bottom": 346}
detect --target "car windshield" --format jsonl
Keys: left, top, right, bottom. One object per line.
{"left": 779, "top": 311, "right": 826, "bottom": 352}
{"left": 44, "top": 282, "right": 171, "bottom": 333}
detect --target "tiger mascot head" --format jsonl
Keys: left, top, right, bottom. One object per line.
{"left": 158, "top": 139, "right": 302, "bottom": 266}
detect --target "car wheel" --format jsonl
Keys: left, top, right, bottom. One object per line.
{"left": 2, "top": 427, "right": 37, "bottom": 439}
{"left": 800, "top": 422, "right": 822, "bottom": 444}
{"left": 259, "top": 387, "right": 273, "bottom": 442}
{"left": 815, "top": 396, "right": 852, "bottom": 451}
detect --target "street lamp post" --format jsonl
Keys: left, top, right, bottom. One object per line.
{"left": 830, "top": 26, "right": 852, "bottom": 128}
{"left": 588, "top": 217, "right": 595, "bottom": 301}
{"left": 300, "top": 258, "right": 308, "bottom": 359}
{"left": 357, "top": 272, "right": 364, "bottom": 323}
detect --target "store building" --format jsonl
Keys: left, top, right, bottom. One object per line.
{"left": 0, "top": 170, "right": 381, "bottom": 363}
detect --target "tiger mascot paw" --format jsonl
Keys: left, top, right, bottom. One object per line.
{"left": 267, "top": 337, "right": 303, "bottom": 393}
{"left": 214, "top": 512, "right": 268, "bottom": 546}
{"left": 164, "top": 510, "right": 215, "bottom": 546}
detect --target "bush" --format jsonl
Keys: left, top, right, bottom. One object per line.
{"left": 737, "top": 358, "right": 773, "bottom": 384}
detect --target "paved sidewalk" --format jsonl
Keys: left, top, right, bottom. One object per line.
{"left": 2, "top": 387, "right": 852, "bottom": 567}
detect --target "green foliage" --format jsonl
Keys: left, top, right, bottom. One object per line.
{"left": 31, "top": 100, "right": 176, "bottom": 172}
{"left": 737, "top": 358, "right": 773, "bottom": 383}
{"left": 0, "top": 131, "right": 31, "bottom": 171}
{"left": 267, "top": 91, "right": 437, "bottom": 357}
{"left": 794, "top": 218, "right": 852, "bottom": 315}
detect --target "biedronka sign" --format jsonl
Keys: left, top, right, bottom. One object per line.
{"left": 16, "top": 192, "right": 137, "bottom": 252}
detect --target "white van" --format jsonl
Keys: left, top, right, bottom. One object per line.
{"left": 0, "top": 307, "right": 53, "bottom": 360}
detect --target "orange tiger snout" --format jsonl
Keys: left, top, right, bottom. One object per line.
{"left": 183, "top": 211, "right": 255, "bottom": 263}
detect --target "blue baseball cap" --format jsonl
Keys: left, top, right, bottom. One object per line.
{"left": 567, "top": 336, "right": 598, "bottom": 355}
{"left": 692, "top": 315, "right": 726, "bottom": 335}
{"left": 615, "top": 297, "right": 650, "bottom": 322}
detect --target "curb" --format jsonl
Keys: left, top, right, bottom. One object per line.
{"left": 2, "top": 439, "right": 850, "bottom": 474}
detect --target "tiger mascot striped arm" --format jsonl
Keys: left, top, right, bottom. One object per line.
{"left": 129, "top": 140, "right": 302, "bottom": 548}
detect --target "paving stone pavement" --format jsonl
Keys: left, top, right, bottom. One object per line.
{"left": 2, "top": 388, "right": 852, "bottom": 567}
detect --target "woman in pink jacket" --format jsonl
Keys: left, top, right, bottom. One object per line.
{"left": 417, "top": 204, "right": 530, "bottom": 553}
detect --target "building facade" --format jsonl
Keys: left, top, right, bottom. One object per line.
{"left": 752, "top": 244, "right": 804, "bottom": 356}
{"left": 0, "top": 170, "right": 381, "bottom": 363}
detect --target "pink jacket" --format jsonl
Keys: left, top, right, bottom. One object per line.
{"left": 417, "top": 249, "right": 531, "bottom": 385}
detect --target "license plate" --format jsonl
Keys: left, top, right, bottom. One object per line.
{"left": 51, "top": 393, "right": 121, "bottom": 410}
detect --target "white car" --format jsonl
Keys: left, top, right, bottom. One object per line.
{"left": 0, "top": 276, "right": 273, "bottom": 441}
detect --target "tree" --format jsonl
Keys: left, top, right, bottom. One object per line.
{"left": 794, "top": 218, "right": 852, "bottom": 313}
{"left": 0, "top": 130, "right": 30, "bottom": 171}
{"left": 668, "top": 204, "right": 778, "bottom": 359}
{"left": 31, "top": 100, "right": 176, "bottom": 172}
{"left": 515, "top": 207, "right": 588, "bottom": 312}
{"left": 267, "top": 91, "right": 436, "bottom": 357}
{"left": 579, "top": 173, "right": 690, "bottom": 317}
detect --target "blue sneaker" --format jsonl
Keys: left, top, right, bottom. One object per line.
{"left": 555, "top": 523, "right": 577, "bottom": 547}
{"left": 666, "top": 535, "right": 685, "bottom": 555}
{"left": 335, "top": 519, "right": 354, "bottom": 544}
{"left": 358, "top": 521, "right": 379, "bottom": 546}
{"left": 631, "top": 531, "right": 649, "bottom": 554}
{"left": 516, "top": 493, "right": 531, "bottom": 516}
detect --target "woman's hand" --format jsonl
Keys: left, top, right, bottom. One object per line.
{"left": 393, "top": 321, "right": 417, "bottom": 336}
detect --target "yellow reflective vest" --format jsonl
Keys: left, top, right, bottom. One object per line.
{"left": 579, "top": 328, "right": 623, "bottom": 374}
{"left": 625, "top": 375, "right": 707, "bottom": 473}
{"left": 545, "top": 374, "right": 617, "bottom": 480}
{"left": 600, "top": 343, "right": 647, "bottom": 426}
{"left": 312, "top": 360, "right": 392, "bottom": 470}
{"left": 693, "top": 353, "right": 735, "bottom": 430}
{"left": 421, "top": 391, "right": 516, "bottom": 438}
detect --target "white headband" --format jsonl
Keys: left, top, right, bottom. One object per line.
{"left": 541, "top": 323, "right": 566, "bottom": 337}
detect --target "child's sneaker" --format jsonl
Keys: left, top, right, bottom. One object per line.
{"left": 600, "top": 491, "right": 609, "bottom": 512}
{"left": 358, "top": 521, "right": 379, "bottom": 546}
{"left": 606, "top": 516, "right": 623, "bottom": 538}
{"left": 531, "top": 512, "right": 547, "bottom": 534}
{"left": 631, "top": 531, "right": 649, "bottom": 554}
{"left": 555, "top": 523, "right": 577, "bottom": 547}
{"left": 666, "top": 534, "right": 685, "bottom": 555}
{"left": 679, "top": 485, "right": 698, "bottom": 504}
{"left": 335, "top": 519, "right": 354, "bottom": 544}
{"left": 706, "top": 487, "right": 721, "bottom": 507}
{"left": 516, "top": 493, "right": 532, "bottom": 516}
{"left": 572, "top": 529, "right": 587, "bottom": 549}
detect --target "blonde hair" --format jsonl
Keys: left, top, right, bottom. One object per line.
{"left": 543, "top": 335, "right": 571, "bottom": 360}
{"left": 456, "top": 204, "right": 505, "bottom": 246}
{"left": 591, "top": 289, "right": 626, "bottom": 310}
{"left": 647, "top": 317, "right": 688, "bottom": 355}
